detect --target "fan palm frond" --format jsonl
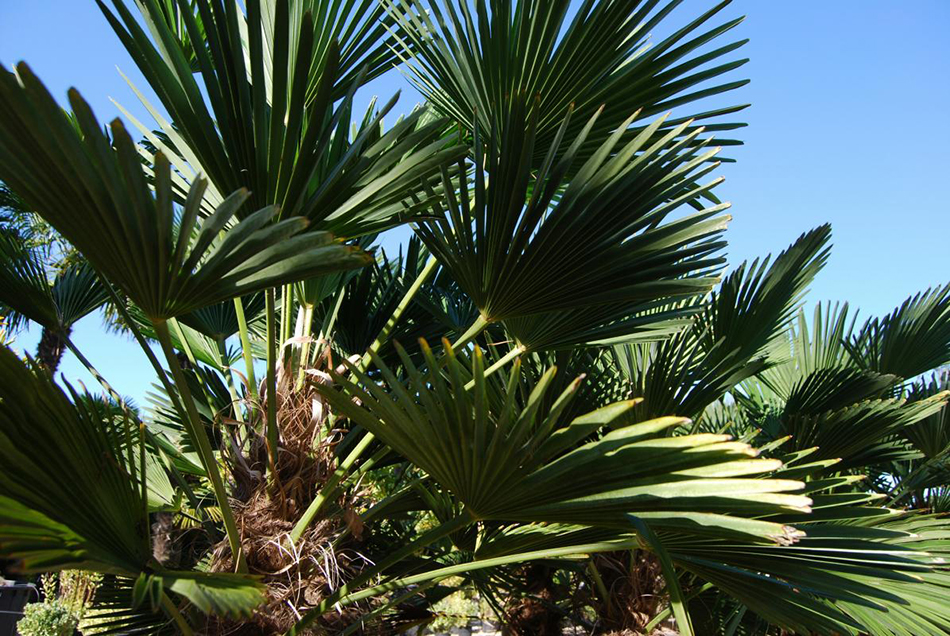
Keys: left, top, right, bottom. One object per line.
{"left": 418, "top": 97, "right": 730, "bottom": 349}
{"left": 318, "top": 340, "right": 810, "bottom": 541}
{"left": 614, "top": 225, "right": 832, "bottom": 421}
{"left": 386, "top": 0, "right": 749, "bottom": 168}
{"left": 0, "top": 63, "right": 371, "bottom": 322}
{"left": 99, "top": 0, "right": 465, "bottom": 236}
{"left": 0, "top": 345, "right": 265, "bottom": 619}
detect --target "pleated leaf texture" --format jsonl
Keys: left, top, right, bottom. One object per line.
{"left": 317, "top": 340, "right": 812, "bottom": 543}
{"left": 416, "top": 98, "right": 730, "bottom": 351}
{"left": 0, "top": 63, "right": 371, "bottom": 321}
{"left": 98, "top": 0, "right": 467, "bottom": 236}
{"left": 0, "top": 347, "right": 266, "bottom": 617}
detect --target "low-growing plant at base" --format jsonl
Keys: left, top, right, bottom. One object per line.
{"left": 17, "top": 571, "right": 101, "bottom": 636}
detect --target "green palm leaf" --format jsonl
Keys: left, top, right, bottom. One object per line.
{"left": 849, "top": 284, "right": 950, "bottom": 380}
{"left": 317, "top": 340, "right": 810, "bottom": 541}
{"left": 0, "top": 345, "right": 150, "bottom": 573}
{"left": 614, "top": 225, "right": 832, "bottom": 421}
{"left": 417, "top": 98, "right": 730, "bottom": 348}
{"left": 675, "top": 448, "right": 950, "bottom": 635}
{"left": 51, "top": 261, "right": 110, "bottom": 329}
{"left": 385, "top": 0, "right": 749, "bottom": 168}
{"left": 100, "top": 0, "right": 465, "bottom": 236}
{"left": 177, "top": 293, "right": 266, "bottom": 341}
{"left": 0, "top": 63, "right": 371, "bottom": 321}
{"left": 0, "top": 345, "right": 265, "bottom": 619}
{"left": 0, "top": 231, "right": 60, "bottom": 330}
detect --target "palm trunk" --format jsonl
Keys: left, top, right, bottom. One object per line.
{"left": 502, "top": 563, "right": 564, "bottom": 636}
{"left": 36, "top": 325, "right": 69, "bottom": 373}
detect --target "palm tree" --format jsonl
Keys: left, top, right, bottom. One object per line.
{"left": 0, "top": 183, "right": 103, "bottom": 373}
{"left": 0, "top": 1, "right": 948, "bottom": 635}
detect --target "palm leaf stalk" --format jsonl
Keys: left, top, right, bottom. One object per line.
{"left": 233, "top": 296, "right": 260, "bottom": 408}
{"left": 290, "top": 251, "right": 441, "bottom": 541}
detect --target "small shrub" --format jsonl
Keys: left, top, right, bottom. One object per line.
{"left": 426, "top": 579, "right": 490, "bottom": 633}
{"left": 16, "top": 599, "right": 79, "bottom": 636}
{"left": 16, "top": 571, "right": 100, "bottom": 636}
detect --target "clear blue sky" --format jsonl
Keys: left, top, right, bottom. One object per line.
{"left": 2, "top": 1, "right": 948, "bottom": 402}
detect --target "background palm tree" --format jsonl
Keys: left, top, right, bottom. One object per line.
{"left": 0, "top": 182, "right": 103, "bottom": 372}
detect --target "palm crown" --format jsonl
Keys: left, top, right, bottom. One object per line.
{"left": 1, "top": 1, "right": 949, "bottom": 635}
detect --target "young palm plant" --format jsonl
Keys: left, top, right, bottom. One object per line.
{"left": 1, "top": 1, "right": 948, "bottom": 635}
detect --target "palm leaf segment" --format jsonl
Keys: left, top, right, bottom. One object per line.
{"left": 740, "top": 297, "right": 950, "bottom": 469}
{"left": 0, "top": 63, "right": 370, "bottom": 322}
{"left": 0, "top": 233, "right": 62, "bottom": 331}
{"left": 318, "top": 340, "right": 811, "bottom": 543}
{"left": 0, "top": 347, "right": 265, "bottom": 618}
{"left": 669, "top": 445, "right": 950, "bottom": 635}
{"left": 614, "top": 224, "right": 832, "bottom": 421}
{"left": 100, "top": 0, "right": 465, "bottom": 236}
{"left": 418, "top": 99, "right": 730, "bottom": 350}
{"left": 849, "top": 283, "right": 950, "bottom": 380}
{"left": 387, "top": 0, "right": 749, "bottom": 167}
{"left": 470, "top": 448, "right": 950, "bottom": 635}
{"left": 0, "top": 347, "right": 150, "bottom": 574}
{"left": 0, "top": 234, "right": 107, "bottom": 334}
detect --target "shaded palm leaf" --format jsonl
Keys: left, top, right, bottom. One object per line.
{"left": 903, "top": 373, "right": 950, "bottom": 460}
{"left": 178, "top": 293, "right": 266, "bottom": 341}
{"left": 0, "top": 345, "right": 265, "bottom": 620}
{"left": 0, "top": 64, "right": 371, "bottom": 321}
{"left": 51, "top": 261, "right": 110, "bottom": 328}
{"left": 417, "top": 97, "right": 729, "bottom": 348}
{"left": 614, "top": 225, "right": 832, "bottom": 421}
{"left": 0, "top": 346, "right": 150, "bottom": 573}
{"left": 848, "top": 284, "right": 950, "bottom": 380}
{"left": 82, "top": 575, "right": 177, "bottom": 635}
{"left": 0, "top": 230, "right": 59, "bottom": 331}
{"left": 100, "top": 0, "right": 465, "bottom": 236}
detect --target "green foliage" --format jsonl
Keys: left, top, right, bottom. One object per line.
{"left": 17, "top": 600, "right": 79, "bottom": 636}
{"left": 1, "top": 1, "right": 949, "bottom": 635}
{"left": 0, "top": 64, "right": 371, "bottom": 321}
{"left": 426, "top": 581, "right": 488, "bottom": 632}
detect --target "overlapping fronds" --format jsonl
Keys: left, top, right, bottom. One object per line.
{"left": 417, "top": 97, "right": 730, "bottom": 350}
{"left": 99, "top": 0, "right": 466, "bottom": 236}
{"left": 0, "top": 64, "right": 371, "bottom": 321}
{"left": 0, "top": 346, "right": 151, "bottom": 573}
{"left": 386, "top": 0, "right": 749, "bottom": 167}
{"left": 0, "top": 345, "right": 265, "bottom": 618}
{"left": 614, "top": 225, "right": 832, "bottom": 421}
{"left": 317, "top": 340, "right": 810, "bottom": 541}
{"left": 849, "top": 284, "right": 950, "bottom": 379}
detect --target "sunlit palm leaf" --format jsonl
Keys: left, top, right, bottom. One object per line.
{"left": 317, "top": 340, "right": 810, "bottom": 542}
{"left": 385, "top": 0, "right": 749, "bottom": 167}
{"left": 678, "top": 449, "right": 950, "bottom": 635}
